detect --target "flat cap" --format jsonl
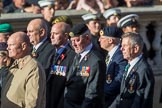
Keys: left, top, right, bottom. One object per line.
{"left": 69, "top": 24, "right": 88, "bottom": 37}
{"left": 52, "top": 15, "right": 73, "bottom": 27}
{"left": 82, "top": 13, "right": 100, "bottom": 22}
{"left": 117, "top": 14, "right": 139, "bottom": 28}
{"left": 100, "top": 26, "right": 122, "bottom": 38}
{"left": 103, "top": 8, "right": 121, "bottom": 19}
{"left": 38, "top": 0, "right": 55, "bottom": 8}
{"left": 0, "top": 23, "right": 13, "bottom": 33}
{"left": 0, "top": 42, "right": 7, "bottom": 51}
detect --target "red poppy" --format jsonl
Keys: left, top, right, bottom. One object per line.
{"left": 61, "top": 54, "right": 65, "bottom": 60}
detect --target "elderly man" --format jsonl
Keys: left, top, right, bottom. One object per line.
{"left": 27, "top": 18, "right": 55, "bottom": 77}
{"left": 46, "top": 22, "right": 75, "bottom": 108}
{"left": 1, "top": 32, "right": 46, "bottom": 108}
{"left": 99, "top": 26, "right": 127, "bottom": 107}
{"left": 110, "top": 32, "right": 154, "bottom": 108}
{"left": 64, "top": 24, "right": 106, "bottom": 108}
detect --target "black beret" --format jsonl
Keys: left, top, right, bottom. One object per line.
{"left": 0, "top": 42, "right": 7, "bottom": 51}
{"left": 100, "top": 26, "right": 123, "bottom": 38}
{"left": 69, "top": 24, "right": 88, "bottom": 37}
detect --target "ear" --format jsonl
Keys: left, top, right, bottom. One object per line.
{"left": 108, "top": 37, "right": 113, "bottom": 43}
{"left": 134, "top": 44, "right": 140, "bottom": 53}
{"left": 64, "top": 32, "right": 69, "bottom": 39}
{"left": 40, "top": 28, "right": 45, "bottom": 36}
{"left": 21, "top": 42, "right": 27, "bottom": 51}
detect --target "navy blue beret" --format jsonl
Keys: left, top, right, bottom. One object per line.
{"left": 69, "top": 24, "right": 88, "bottom": 37}
{"left": 0, "top": 42, "right": 7, "bottom": 51}
{"left": 100, "top": 26, "right": 123, "bottom": 38}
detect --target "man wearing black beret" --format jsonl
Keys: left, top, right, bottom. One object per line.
{"left": 99, "top": 26, "right": 127, "bottom": 108}
{"left": 64, "top": 24, "right": 106, "bottom": 108}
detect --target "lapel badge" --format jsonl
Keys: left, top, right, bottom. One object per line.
{"left": 128, "top": 76, "right": 136, "bottom": 93}
{"left": 80, "top": 66, "right": 90, "bottom": 77}
{"left": 106, "top": 74, "right": 112, "bottom": 84}
{"left": 128, "top": 84, "right": 135, "bottom": 94}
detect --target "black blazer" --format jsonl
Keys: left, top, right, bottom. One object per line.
{"left": 110, "top": 56, "right": 155, "bottom": 108}
{"left": 33, "top": 40, "right": 55, "bottom": 77}
{"left": 104, "top": 47, "right": 127, "bottom": 107}
{"left": 46, "top": 43, "right": 75, "bottom": 108}
{"left": 65, "top": 46, "right": 106, "bottom": 108}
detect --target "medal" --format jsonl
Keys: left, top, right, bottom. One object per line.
{"left": 106, "top": 74, "right": 112, "bottom": 84}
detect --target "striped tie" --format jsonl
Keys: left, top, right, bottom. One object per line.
{"left": 105, "top": 54, "right": 110, "bottom": 65}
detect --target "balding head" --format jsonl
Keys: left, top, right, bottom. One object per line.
{"left": 7, "top": 31, "right": 31, "bottom": 59}
{"left": 27, "top": 18, "right": 48, "bottom": 46}
{"left": 50, "top": 22, "right": 71, "bottom": 48}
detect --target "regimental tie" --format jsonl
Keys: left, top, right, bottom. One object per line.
{"left": 124, "top": 63, "right": 130, "bottom": 79}
{"left": 105, "top": 54, "right": 110, "bottom": 65}
{"left": 72, "top": 54, "right": 81, "bottom": 71}
{"left": 32, "top": 47, "right": 37, "bottom": 57}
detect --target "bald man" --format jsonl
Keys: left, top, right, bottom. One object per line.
{"left": 1, "top": 32, "right": 46, "bottom": 108}
{"left": 46, "top": 22, "right": 75, "bottom": 108}
{"left": 27, "top": 18, "right": 55, "bottom": 78}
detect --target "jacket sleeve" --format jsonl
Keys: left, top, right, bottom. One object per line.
{"left": 25, "top": 65, "right": 46, "bottom": 108}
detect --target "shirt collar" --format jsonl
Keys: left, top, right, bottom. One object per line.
{"left": 80, "top": 43, "right": 93, "bottom": 62}
{"left": 108, "top": 44, "right": 120, "bottom": 60}
{"left": 33, "top": 37, "right": 47, "bottom": 50}
{"left": 127, "top": 54, "right": 142, "bottom": 73}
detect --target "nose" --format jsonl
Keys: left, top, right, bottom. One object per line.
{"left": 120, "top": 47, "right": 123, "bottom": 51}
{"left": 50, "top": 33, "right": 54, "bottom": 39}
{"left": 7, "top": 45, "right": 10, "bottom": 51}
{"left": 27, "top": 32, "right": 30, "bottom": 37}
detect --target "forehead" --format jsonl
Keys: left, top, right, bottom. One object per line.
{"left": 88, "top": 20, "right": 100, "bottom": 24}
{"left": 8, "top": 36, "right": 16, "bottom": 43}
{"left": 43, "top": 5, "right": 54, "bottom": 10}
{"left": 70, "top": 36, "right": 80, "bottom": 40}
{"left": 100, "top": 35, "right": 108, "bottom": 39}
{"left": 109, "top": 15, "right": 119, "bottom": 19}
{"left": 122, "top": 37, "right": 130, "bottom": 44}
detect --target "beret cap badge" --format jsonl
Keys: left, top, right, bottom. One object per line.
{"left": 69, "top": 32, "right": 74, "bottom": 37}
{"left": 100, "top": 30, "right": 104, "bottom": 36}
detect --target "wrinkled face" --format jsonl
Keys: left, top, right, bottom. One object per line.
{"left": 99, "top": 36, "right": 110, "bottom": 51}
{"left": 87, "top": 20, "right": 101, "bottom": 35}
{"left": 70, "top": 36, "right": 87, "bottom": 54}
{"left": 27, "top": 24, "right": 41, "bottom": 46}
{"left": 123, "top": 25, "right": 139, "bottom": 33}
{"left": 107, "top": 15, "right": 120, "bottom": 26}
{"left": 7, "top": 37, "right": 22, "bottom": 59}
{"left": 121, "top": 37, "right": 135, "bottom": 61}
{"left": 50, "top": 25, "right": 67, "bottom": 47}
{"left": 42, "top": 6, "right": 55, "bottom": 22}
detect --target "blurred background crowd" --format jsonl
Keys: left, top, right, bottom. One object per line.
{"left": 0, "top": 0, "right": 159, "bottom": 14}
